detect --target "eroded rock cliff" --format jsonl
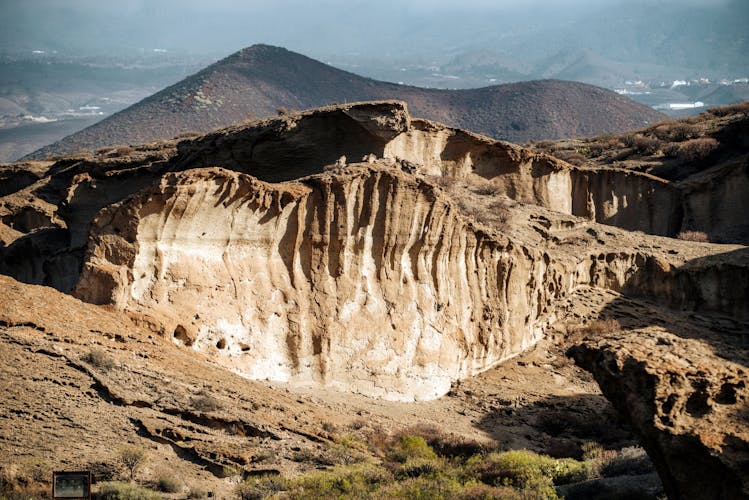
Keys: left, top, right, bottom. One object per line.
{"left": 76, "top": 166, "right": 573, "bottom": 400}
{"left": 570, "top": 330, "right": 749, "bottom": 500}
{"left": 2, "top": 100, "right": 748, "bottom": 403}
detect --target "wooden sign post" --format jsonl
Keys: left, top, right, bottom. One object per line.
{"left": 52, "top": 471, "right": 92, "bottom": 500}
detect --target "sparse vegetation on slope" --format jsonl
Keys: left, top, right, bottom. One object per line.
{"left": 531, "top": 102, "right": 748, "bottom": 182}
{"left": 25, "top": 44, "right": 664, "bottom": 160}
{"left": 234, "top": 434, "right": 620, "bottom": 500}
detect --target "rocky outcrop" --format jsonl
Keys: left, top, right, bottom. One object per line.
{"left": 176, "top": 103, "right": 684, "bottom": 237}
{"left": 4, "top": 101, "right": 748, "bottom": 402}
{"left": 569, "top": 330, "right": 749, "bottom": 500}
{"left": 0, "top": 101, "right": 682, "bottom": 295}
{"left": 75, "top": 165, "right": 576, "bottom": 401}
{"left": 679, "top": 157, "right": 749, "bottom": 244}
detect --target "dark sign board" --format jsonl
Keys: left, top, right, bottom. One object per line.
{"left": 53, "top": 471, "right": 92, "bottom": 500}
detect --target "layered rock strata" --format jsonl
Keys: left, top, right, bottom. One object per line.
{"left": 76, "top": 166, "right": 573, "bottom": 400}
{"left": 2, "top": 101, "right": 748, "bottom": 401}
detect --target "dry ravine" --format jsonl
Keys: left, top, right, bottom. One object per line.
{"left": 1, "top": 100, "right": 747, "bottom": 499}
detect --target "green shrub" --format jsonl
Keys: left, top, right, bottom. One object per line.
{"left": 394, "top": 424, "right": 486, "bottom": 458}
{"left": 471, "top": 449, "right": 588, "bottom": 498}
{"left": 282, "top": 464, "right": 391, "bottom": 499}
{"left": 156, "top": 475, "right": 181, "bottom": 493}
{"left": 396, "top": 457, "right": 444, "bottom": 478}
{"left": 235, "top": 474, "right": 287, "bottom": 500}
{"left": 377, "top": 475, "right": 464, "bottom": 499}
{"left": 457, "top": 482, "right": 524, "bottom": 499}
{"left": 388, "top": 435, "right": 438, "bottom": 463}
{"left": 94, "top": 481, "right": 162, "bottom": 500}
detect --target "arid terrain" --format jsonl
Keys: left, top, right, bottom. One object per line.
{"left": 1, "top": 101, "right": 747, "bottom": 499}
{"left": 24, "top": 45, "right": 664, "bottom": 161}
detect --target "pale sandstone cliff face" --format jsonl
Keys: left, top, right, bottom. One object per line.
{"left": 76, "top": 166, "right": 574, "bottom": 400}
{"left": 2, "top": 101, "right": 747, "bottom": 403}
{"left": 175, "top": 102, "right": 683, "bottom": 237}
{"left": 72, "top": 164, "right": 746, "bottom": 400}
{"left": 384, "top": 123, "right": 683, "bottom": 235}
{"left": 680, "top": 159, "right": 749, "bottom": 243}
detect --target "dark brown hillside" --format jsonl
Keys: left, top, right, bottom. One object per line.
{"left": 25, "top": 45, "right": 664, "bottom": 160}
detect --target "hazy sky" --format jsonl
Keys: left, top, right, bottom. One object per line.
{"left": 0, "top": 0, "right": 743, "bottom": 62}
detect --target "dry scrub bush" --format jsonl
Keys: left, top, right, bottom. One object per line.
{"left": 653, "top": 121, "right": 700, "bottom": 141}
{"left": 174, "top": 131, "right": 201, "bottom": 139}
{"left": 187, "top": 487, "right": 211, "bottom": 499}
{"left": 190, "top": 391, "right": 223, "bottom": 412}
{"left": 94, "top": 481, "right": 161, "bottom": 500}
{"left": 578, "top": 318, "right": 621, "bottom": 336}
{"left": 110, "top": 146, "right": 133, "bottom": 157}
{"left": 662, "top": 143, "right": 682, "bottom": 158}
{"left": 600, "top": 446, "right": 653, "bottom": 477}
{"left": 586, "top": 143, "right": 606, "bottom": 156}
{"left": 116, "top": 445, "right": 147, "bottom": 481}
{"left": 677, "top": 138, "right": 719, "bottom": 161}
{"left": 0, "top": 459, "right": 52, "bottom": 499}
{"left": 236, "top": 474, "right": 287, "bottom": 500}
{"left": 709, "top": 101, "right": 749, "bottom": 116}
{"left": 677, "top": 230, "right": 709, "bottom": 242}
{"left": 555, "top": 150, "right": 586, "bottom": 165}
{"left": 632, "top": 135, "right": 661, "bottom": 154}
{"left": 82, "top": 348, "right": 115, "bottom": 371}
{"left": 580, "top": 442, "right": 618, "bottom": 478}
{"left": 156, "top": 474, "right": 182, "bottom": 493}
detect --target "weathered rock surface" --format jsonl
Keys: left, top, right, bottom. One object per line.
{"left": 569, "top": 330, "right": 749, "bottom": 500}
{"left": 2, "top": 100, "right": 749, "bottom": 499}
{"left": 75, "top": 166, "right": 570, "bottom": 400}
{"left": 2, "top": 100, "right": 748, "bottom": 402}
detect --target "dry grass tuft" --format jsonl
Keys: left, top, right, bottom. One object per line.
{"left": 677, "top": 230, "right": 709, "bottom": 242}
{"left": 708, "top": 101, "right": 749, "bottom": 117}
{"left": 578, "top": 318, "right": 621, "bottom": 336}
{"left": 676, "top": 138, "right": 719, "bottom": 162}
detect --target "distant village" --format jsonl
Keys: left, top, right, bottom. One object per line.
{"left": 615, "top": 77, "right": 749, "bottom": 111}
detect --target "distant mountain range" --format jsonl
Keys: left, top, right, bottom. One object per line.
{"left": 26, "top": 45, "right": 664, "bottom": 160}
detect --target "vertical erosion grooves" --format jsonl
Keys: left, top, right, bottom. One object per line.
{"left": 384, "top": 122, "right": 683, "bottom": 236}
{"left": 75, "top": 166, "right": 573, "bottom": 401}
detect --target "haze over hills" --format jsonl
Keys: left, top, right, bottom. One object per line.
{"left": 25, "top": 45, "right": 664, "bottom": 160}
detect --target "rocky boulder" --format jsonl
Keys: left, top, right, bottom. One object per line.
{"left": 569, "top": 330, "right": 749, "bottom": 500}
